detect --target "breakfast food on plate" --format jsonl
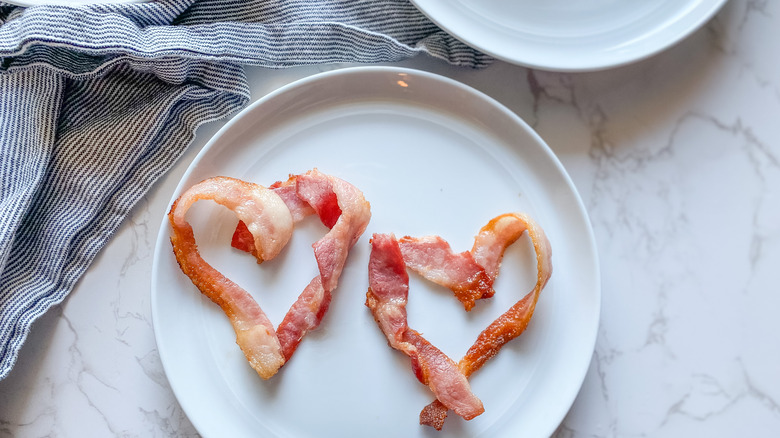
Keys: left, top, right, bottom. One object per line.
{"left": 397, "top": 235, "right": 493, "bottom": 311}
{"left": 170, "top": 171, "right": 550, "bottom": 427}
{"left": 366, "top": 233, "right": 486, "bottom": 421}
{"left": 366, "top": 213, "right": 552, "bottom": 430}
{"left": 169, "top": 169, "right": 371, "bottom": 379}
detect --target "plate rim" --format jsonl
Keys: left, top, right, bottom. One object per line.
{"left": 151, "top": 65, "right": 602, "bottom": 437}
{"left": 410, "top": 0, "right": 729, "bottom": 71}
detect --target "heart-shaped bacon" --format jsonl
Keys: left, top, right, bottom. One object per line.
{"left": 169, "top": 169, "right": 371, "bottom": 379}
{"left": 366, "top": 233, "right": 486, "bottom": 421}
{"left": 366, "top": 213, "right": 552, "bottom": 429}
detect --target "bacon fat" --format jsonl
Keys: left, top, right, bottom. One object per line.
{"left": 366, "top": 233, "right": 485, "bottom": 421}
{"left": 418, "top": 213, "right": 553, "bottom": 429}
{"left": 398, "top": 236, "right": 493, "bottom": 311}
{"left": 169, "top": 170, "right": 370, "bottom": 379}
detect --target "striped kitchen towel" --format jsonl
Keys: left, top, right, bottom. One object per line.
{"left": 0, "top": 0, "right": 490, "bottom": 380}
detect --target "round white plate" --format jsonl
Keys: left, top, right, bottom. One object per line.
{"left": 412, "top": 0, "right": 728, "bottom": 71}
{"left": 151, "top": 66, "right": 600, "bottom": 438}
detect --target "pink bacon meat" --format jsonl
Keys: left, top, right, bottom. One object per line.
{"left": 398, "top": 236, "right": 493, "bottom": 311}
{"left": 366, "top": 233, "right": 485, "bottom": 422}
{"left": 169, "top": 170, "right": 370, "bottom": 379}
{"left": 169, "top": 176, "right": 292, "bottom": 379}
{"left": 274, "top": 170, "right": 371, "bottom": 360}
{"left": 418, "top": 213, "right": 553, "bottom": 430}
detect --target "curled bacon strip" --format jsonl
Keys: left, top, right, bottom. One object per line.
{"left": 366, "top": 234, "right": 485, "bottom": 421}
{"left": 418, "top": 213, "right": 553, "bottom": 430}
{"left": 169, "top": 170, "right": 370, "bottom": 379}
{"left": 169, "top": 177, "right": 292, "bottom": 379}
{"left": 274, "top": 170, "right": 371, "bottom": 360}
{"left": 398, "top": 236, "right": 493, "bottom": 311}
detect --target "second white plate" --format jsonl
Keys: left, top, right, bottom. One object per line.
{"left": 151, "top": 66, "right": 600, "bottom": 438}
{"left": 412, "top": 0, "right": 728, "bottom": 71}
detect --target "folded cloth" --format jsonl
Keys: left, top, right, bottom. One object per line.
{"left": 0, "top": 0, "right": 490, "bottom": 380}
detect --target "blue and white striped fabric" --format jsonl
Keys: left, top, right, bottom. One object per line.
{"left": 0, "top": 0, "right": 490, "bottom": 380}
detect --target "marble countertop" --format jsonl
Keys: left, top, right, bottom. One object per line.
{"left": 2, "top": 0, "right": 779, "bottom": 436}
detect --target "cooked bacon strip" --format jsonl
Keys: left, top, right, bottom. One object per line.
{"left": 269, "top": 174, "right": 317, "bottom": 222}
{"left": 275, "top": 276, "right": 330, "bottom": 361}
{"left": 298, "top": 170, "right": 371, "bottom": 291}
{"left": 254, "top": 170, "right": 369, "bottom": 360}
{"left": 171, "top": 170, "right": 371, "bottom": 378}
{"left": 460, "top": 214, "right": 550, "bottom": 374}
{"left": 365, "top": 234, "right": 409, "bottom": 348}
{"left": 295, "top": 172, "right": 342, "bottom": 229}
{"left": 249, "top": 169, "right": 371, "bottom": 361}
{"left": 367, "top": 233, "right": 485, "bottom": 421}
{"left": 419, "top": 213, "right": 553, "bottom": 429}
{"left": 227, "top": 171, "right": 369, "bottom": 363}
{"left": 231, "top": 170, "right": 368, "bottom": 291}
{"left": 169, "top": 176, "right": 293, "bottom": 379}
{"left": 398, "top": 236, "right": 493, "bottom": 311}
{"left": 230, "top": 175, "right": 317, "bottom": 253}
{"left": 470, "top": 214, "right": 530, "bottom": 280}
{"left": 403, "top": 330, "right": 484, "bottom": 420}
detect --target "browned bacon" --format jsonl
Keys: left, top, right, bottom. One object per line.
{"left": 398, "top": 236, "right": 493, "bottom": 311}
{"left": 366, "top": 233, "right": 485, "bottom": 422}
{"left": 274, "top": 170, "right": 371, "bottom": 359}
{"left": 297, "top": 170, "right": 370, "bottom": 291}
{"left": 232, "top": 170, "right": 370, "bottom": 291}
{"left": 169, "top": 170, "right": 370, "bottom": 379}
{"left": 419, "top": 213, "right": 553, "bottom": 429}
{"left": 169, "top": 176, "right": 292, "bottom": 379}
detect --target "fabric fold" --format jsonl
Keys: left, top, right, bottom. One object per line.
{"left": 0, "top": 0, "right": 490, "bottom": 381}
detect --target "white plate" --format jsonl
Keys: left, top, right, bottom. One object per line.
{"left": 412, "top": 0, "right": 728, "bottom": 71}
{"left": 151, "top": 66, "right": 600, "bottom": 438}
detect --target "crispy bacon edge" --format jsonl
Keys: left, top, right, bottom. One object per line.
{"left": 419, "top": 213, "right": 553, "bottom": 429}
{"left": 169, "top": 170, "right": 371, "bottom": 379}
{"left": 398, "top": 236, "right": 493, "bottom": 311}
{"left": 168, "top": 176, "right": 293, "bottom": 379}
{"left": 274, "top": 169, "right": 372, "bottom": 361}
{"left": 366, "top": 233, "right": 485, "bottom": 422}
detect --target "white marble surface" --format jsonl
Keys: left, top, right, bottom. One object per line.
{"left": 2, "top": 0, "right": 779, "bottom": 436}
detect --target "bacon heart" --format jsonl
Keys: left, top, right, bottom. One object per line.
{"left": 169, "top": 169, "right": 371, "bottom": 379}
{"left": 366, "top": 213, "right": 552, "bottom": 430}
